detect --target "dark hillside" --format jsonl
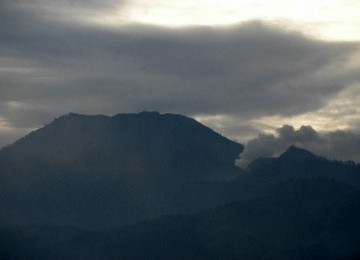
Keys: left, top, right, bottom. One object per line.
{"left": 0, "top": 112, "right": 244, "bottom": 228}
{"left": 3, "top": 178, "right": 360, "bottom": 259}
{"left": 104, "top": 178, "right": 360, "bottom": 259}
{"left": 234, "top": 146, "right": 360, "bottom": 198}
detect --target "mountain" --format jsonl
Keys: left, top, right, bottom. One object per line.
{"left": 3, "top": 178, "right": 360, "bottom": 259}
{"left": 1, "top": 111, "right": 242, "bottom": 180}
{"left": 246, "top": 146, "right": 326, "bottom": 173}
{"left": 0, "top": 112, "right": 244, "bottom": 228}
{"left": 234, "top": 146, "right": 360, "bottom": 198}
{"left": 2, "top": 113, "right": 360, "bottom": 259}
{"left": 279, "top": 145, "right": 326, "bottom": 162}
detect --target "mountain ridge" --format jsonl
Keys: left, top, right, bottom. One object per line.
{"left": 0, "top": 111, "right": 244, "bottom": 228}
{"left": 279, "top": 145, "right": 326, "bottom": 162}
{"left": 1, "top": 112, "right": 360, "bottom": 258}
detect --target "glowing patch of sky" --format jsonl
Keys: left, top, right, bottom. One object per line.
{"left": 0, "top": 117, "right": 11, "bottom": 131}
{"left": 194, "top": 81, "right": 360, "bottom": 143}
{"left": 94, "top": 0, "right": 360, "bottom": 41}
{"left": 251, "top": 82, "right": 360, "bottom": 132}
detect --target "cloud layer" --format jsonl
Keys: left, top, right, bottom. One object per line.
{"left": 0, "top": 0, "right": 359, "bottom": 148}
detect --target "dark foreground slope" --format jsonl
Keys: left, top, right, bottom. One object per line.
{"left": 0, "top": 112, "right": 244, "bottom": 228}
{"left": 2, "top": 178, "right": 360, "bottom": 259}
{"left": 112, "top": 178, "right": 360, "bottom": 259}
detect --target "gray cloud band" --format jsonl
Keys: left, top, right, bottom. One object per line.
{"left": 0, "top": 0, "right": 359, "bottom": 148}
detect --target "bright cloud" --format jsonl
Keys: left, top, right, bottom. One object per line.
{"left": 107, "top": 0, "right": 360, "bottom": 41}
{"left": 0, "top": 0, "right": 359, "bottom": 157}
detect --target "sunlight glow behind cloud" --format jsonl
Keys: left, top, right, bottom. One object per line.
{"left": 250, "top": 82, "right": 360, "bottom": 133}
{"left": 1, "top": 0, "right": 359, "bottom": 148}
{"left": 94, "top": 0, "right": 360, "bottom": 41}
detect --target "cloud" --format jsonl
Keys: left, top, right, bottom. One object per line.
{"left": 0, "top": 0, "right": 359, "bottom": 147}
{"left": 236, "top": 125, "right": 360, "bottom": 168}
{"left": 1, "top": 0, "right": 125, "bottom": 19}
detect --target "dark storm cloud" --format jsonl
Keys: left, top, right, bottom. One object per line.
{"left": 0, "top": 0, "right": 359, "bottom": 147}
{"left": 236, "top": 125, "right": 360, "bottom": 168}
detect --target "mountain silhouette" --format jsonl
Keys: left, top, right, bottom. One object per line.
{"left": 233, "top": 145, "right": 360, "bottom": 199}
{"left": 1, "top": 111, "right": 242, "bottom": 180}
{"left": 1, "top": 113, "right": 360, "bottom": 259}
{"left": 247, "top": 145, "right": 325, "bottom": 172}
{"left": 279, "top": 145, "right": 325, "bottom": 162}
{"left": 0, "top": 112, "right": 244, "bottom": 228}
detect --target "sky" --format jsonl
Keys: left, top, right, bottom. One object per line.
{"left": 0, "top": 0, "right": 360, "bottom": 162}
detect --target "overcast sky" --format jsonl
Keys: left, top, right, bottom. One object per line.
{"left": 1, "top": 0, "right": 360, "bottom": 161}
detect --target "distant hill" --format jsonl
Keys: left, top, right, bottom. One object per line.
{"left": 0, "top": 112, "right": 244, "bottom": 228}
{"left": 234, "top": 146, "right": 360, "bottom": 198}
{"left": 2, "top": 178, "right": 360, "bottom": 259}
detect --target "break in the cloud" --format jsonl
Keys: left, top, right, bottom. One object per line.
{"left": 236, "top": 125, "right": 360, "bottom": 168}
{"left": 0, "top": 0, "right": 359, "bottom": 151}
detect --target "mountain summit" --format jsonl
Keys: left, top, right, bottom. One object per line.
{"left": 241, "top": 145, "right": 360, "bottom": 196}
{"left": 2, "top": 111, "right": 243, "bottom": 180}
{"left": 279, "top": 145, "right": 325, "bottom": 162}
{"left": 0, "top": 112, "right": 244, "bottom": 228}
